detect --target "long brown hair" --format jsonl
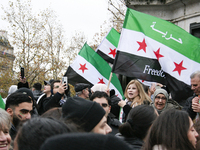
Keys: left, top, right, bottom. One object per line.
{"left": 124, "top": 80, "right": 152, "bottom": 107}
{"left": 143, "top": 109, "right": 196, "bottom": 150}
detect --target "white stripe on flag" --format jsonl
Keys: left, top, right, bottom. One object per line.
{"left": 118, "top": 29, "right": 200, "bottom": 85}
{"left": 97, "top": 38, "right": 117, "bottom": 59}
{"left": 70, "top": 55, "right": 123, "bottom": 99}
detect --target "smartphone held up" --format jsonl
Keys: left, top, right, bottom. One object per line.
{"left": 62, "top": 77, "right": 68, "bottom": 89}
{"left": 21, "top": 67, "right": 24, "bottom": 79}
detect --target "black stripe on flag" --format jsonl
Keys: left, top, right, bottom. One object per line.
{"left": 112, "top": 51, "right": 166, "bottom": 85}
{"left": 64, "top": 66, "right": 93, "bottom": 86}
{"left": 96, "top": 50, "right": 114, "bottom": 64}
{"left": 165, "top": 73, "right": 193, "bottom": 105}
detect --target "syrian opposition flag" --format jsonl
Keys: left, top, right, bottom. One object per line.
{"left": 112, "top": 8, "right": 200, "bottom": 103}
{"left": 0, "top": 95, "right": 5, "bottom": 109}
{"left": 96, "top": 28, "right": 120, "bottom": 64}
{"left": 64, "top": 42, "right": 124, "bottom": 100}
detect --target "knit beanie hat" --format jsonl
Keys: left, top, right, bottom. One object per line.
{"left": 153, "top": 89, "right": 169, "bottom": 102}
{"left": 40, "top": 133, "right": 132, "bottom": 150}
{"left": 62, "top": 97, "right": 105, "bottom": 132}
{"left": 91, "top": 84, "right": 107, "bottom": 92}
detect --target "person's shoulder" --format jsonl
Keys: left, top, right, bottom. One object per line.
{"left": 115, "top": 133, "right": 124, "bottom": 139}
{"left": 109, "top": 117, "right": 122, "bottom": 127}
{"left": 37, "top": 93, "right": 46, "bottom": 104}
{"left": 124, "top": 136, "right": 143, "bottom": 150}
{"left": 186, "top": 95, "right": 196, "bottom": 101}
{"left": 167, "top": 99, "right": 182, "bottom": 109}
{"left": 10, "top": 124, "right": 17, "bottom": 140}
{"left": 166, "top": 100, "right": 183, "bottom": 110}
{"left": 182, "top": 95, "right": 195, "bottom": 106}
{"left": 43, "top": 96, "right": 52, "bottom": 102}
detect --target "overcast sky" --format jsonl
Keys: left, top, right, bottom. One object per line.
{"left": 0, "top": 0, "right": 110, "bottom": 43}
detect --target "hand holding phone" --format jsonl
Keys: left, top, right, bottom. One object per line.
{"left": 21, "top": 67, "right": 24, "bottom": 79}
{"left": 62, "top": 77, "right": 68, "bottom": 90}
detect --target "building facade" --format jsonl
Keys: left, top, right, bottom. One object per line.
{"left": 0, "top": 30, "right": 15, "bottom": 69}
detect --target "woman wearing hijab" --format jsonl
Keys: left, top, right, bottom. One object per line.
{"left": 151, "top": 88, "right": 182, "bottom": 114}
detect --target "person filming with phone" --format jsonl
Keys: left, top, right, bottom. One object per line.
{"left": 18, "top": 67, "right": 29, "bottom": 89}
{"left": 42, "top": 78, "right": 70, "bottom": 113}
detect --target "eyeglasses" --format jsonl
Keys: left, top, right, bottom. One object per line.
{"left": 101, "top": 103, "right": 109, "bottom": 108}
{"left": 155, "top": 96, "right": 167, "bottom": 100}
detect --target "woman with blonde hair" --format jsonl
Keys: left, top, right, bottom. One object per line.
{"left": 118, "top": 80, "right": 152, "bottom": 122}
{"left": 0, "top": 108, "right": 12, "bottom": 150}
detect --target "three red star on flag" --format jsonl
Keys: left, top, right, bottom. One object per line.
{"left": 98, "top": 78, "right": 105, "bottom": 84}
{"left": 136, "top": 39, "right": 187, "bottom": 76}
{"left": 108, "top": 48, "right": 116, "bottom": 58}
{"left": 173, "top": 60, "right": 187, "bottom": 76}
{"left": 137, "top": 39, "right": 147, "bottom": 52}
{"left": 154, "top": 48, "right": 164, "bottom": 61}
{"left": 79, "top": 63, "right": 88, "bottom": 73}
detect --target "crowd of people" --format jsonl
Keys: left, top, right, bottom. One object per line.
{"left": 0, "top": 70, "right": 200, "bottom": 150}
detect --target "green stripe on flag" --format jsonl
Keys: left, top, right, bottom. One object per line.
{"left": 79, "top": 43, "right": 124, "bottom": 99}
{"left": 106, "top": 28, "right": 120, "bottom": 48}
{"left": 0, "top": 95, "right": 5, "bottom": 109}
{"left": 123, "top": 8, "right": 200, "bottom": 63}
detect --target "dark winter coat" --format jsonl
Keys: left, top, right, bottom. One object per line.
{"left": 115, "top": 133, "right": 143, "bottom": 150}
{"left": 107, "top": 113, "right": 122, "bottom": 135}
{"left": 183, "top": 95, "right": 197, "bottom": 120}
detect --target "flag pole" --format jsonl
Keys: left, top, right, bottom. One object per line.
{"left": 107, "top": 72, "right": 113, "bottom": 89}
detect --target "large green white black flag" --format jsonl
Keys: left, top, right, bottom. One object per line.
{"left": 96, "top": 28, "right": 120, "bottom": 64}
{"left": 112, "top": 8, "right": 200, "bottom": 102}
{"left": 65, "top": 42, "right": 124, "bottom": 99}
